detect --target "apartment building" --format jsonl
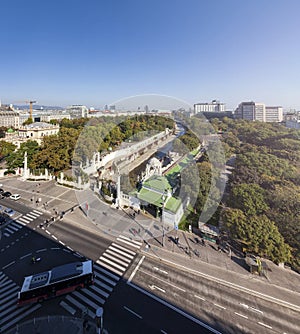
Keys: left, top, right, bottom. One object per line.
{"left": 235, "top": 102, "right": 283, "bottom": 123}
{"left": 194, "top": 100, "right": 226, "bottom": 113}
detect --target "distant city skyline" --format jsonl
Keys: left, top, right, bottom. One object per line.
{"left": 1, "top": 1, "right": 300, "bottom": 110}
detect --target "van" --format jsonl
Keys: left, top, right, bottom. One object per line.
{"left": 10, "top": 194, "right": 21, "bottom": 201}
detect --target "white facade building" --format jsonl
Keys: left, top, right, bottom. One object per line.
{"left": 194, "top": 100, "right": 226, "bottom": 113}
{"left": 235, "top": 102, "right": 283, "bottom": 123}
{"left": 0, "top": 111, "right": 20, "bottom": 128}
{"left": 66, "top": 105, "right": 88, "bottom": 119}
{"left": 265, "top": 106, "right": 283, "bottom": 122}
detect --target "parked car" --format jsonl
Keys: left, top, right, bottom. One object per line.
{"left": 10, "top": 194, "right": 20, "bottom": 201}
{"left": 2, "top": 191, "right": 12, "bottom": 198}
{"left": 4, "top": 208, "right": 15, "bottom": 216}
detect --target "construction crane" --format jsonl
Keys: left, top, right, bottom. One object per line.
{"left": 25, "top": 100, "right": 37, "bottom": 120}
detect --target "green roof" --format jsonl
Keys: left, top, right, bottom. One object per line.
{"left": 165, "top": 197, "right": 182, "bottom": 213}
{"left": 7, "top": 128, "right": 15, "bottom": 133}
{"left": 137, "top": 188, "right": 164, "bottom": 207}
{"left": 142, "top": 175, "right": 172, "bottom": 193}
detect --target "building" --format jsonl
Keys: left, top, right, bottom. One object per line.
{"left": 40, "top": 113, "right": 71, "bottom": 122}
{"left": 0, "top": 110, "right": 20, "bottom": 128}
{"left": 2, "top": 122, "right": 60, "bottom": 148}
{"left": 235, "top": 102, "right": 283, "bottom": 123}
{"left": 286, "top": 118, "right": 300, "bottom": 130}
{"left": 66, "top": 105, "right": 88, "bottom": 119}
{"left": 265, "top": 106, "right": 283, "bottom": 122}
{"left": 194, "top": 100, "right": 226, "bottom": 114}
{"left": 235, "top": 102, "right": 266, "bottom": 121}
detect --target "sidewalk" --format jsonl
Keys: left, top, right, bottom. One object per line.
{"left": 142, "top": 229, "right": 300, "bottom": 310}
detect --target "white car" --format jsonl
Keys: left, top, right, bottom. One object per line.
{"left": 4, "top": 208, "right": 16, "bottom": 216}
{"left": 10, "top": 194, "right": 21, "bottom": 201}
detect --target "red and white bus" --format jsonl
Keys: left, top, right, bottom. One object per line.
{"left": 18, "top": 260, "right": 94, "bottom": 305}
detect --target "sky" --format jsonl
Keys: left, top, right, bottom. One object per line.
{"left": 1, "top": 0, "right": 300, "bottom": 110}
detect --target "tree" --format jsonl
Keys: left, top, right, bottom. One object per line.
{"left": 0, "top": 141, "right": 16, "bottom": 160}
{"left": 231, "top": 183, "right": 269, "bottom": 216}
{"left": 222, "top": 209, "right": 291, "bottom": 264}
{"left": 6, "top": 141, "right": 40, "bottom": 170}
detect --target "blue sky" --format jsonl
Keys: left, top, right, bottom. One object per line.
{"left": 1, "top": 0, "right": 300, "bottom": 110}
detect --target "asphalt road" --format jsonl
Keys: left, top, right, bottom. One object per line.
{"left": 0, "top": 198, "right": 222, "bottom": 334}
{"left": 1, "top": 179, "right": 299, "bottom": 334}
{"left": 125, "top": 255, "right": 300, "bottom": 334}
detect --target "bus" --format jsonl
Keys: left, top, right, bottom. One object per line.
{"left": 17, "top": 260, "right": 94, "bottom": 306}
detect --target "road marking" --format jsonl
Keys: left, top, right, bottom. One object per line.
{"left": 51, "top": 247, "right": 60, "bottom": 250}
{"left": 2, "top": 261, "right": 15, "bottom": 269}
{"left": 105, "top": 249, "right": 131, "bottom": 263}
{"left": 149, "top": 285, "right": 166, "bottom": 293}
{"left": 118, "top": 235, "right": 142, "bottom": 246}
{"left": 213, "top": 303, "right": 226, "bottom": 310}
{"left": 60, "top": 301, "right": 76, "bottom": 315}
{"left": 234, "top": 312, "right": 248, "bottom": 319}
{"left": 52, "top": 235, "right": 58, "bottom": 240}
{"left": 59, "top": 240, "right": 65, "bottom": 246}
{"left": 128, "top": 282, "right": 222, "bottom": 334}
{"left": 123, "top": 306, "right": 143, "bottom": 319}
{"left": 26, "top": 213, "right": 38, "bottom": 219}
{"left": 258, "top": 322, "right": 272, "bottom": 329}
{"left": 128, "top": 256, "right": 145, "bottom": 283}
{"left": 111, "top": 242, "right": 136, "bottom": 255}
{"left": 139, "top": 269, "right": 186, "bottom": 292}
{"left": 36, "top": 248, "right": 47, "bottom": 253}
{"left": 46, "top": 230, "right": 51, "bottom": 235}
{"left": 96, "top": 260, "right": 123, "bottom": 276}
{"left": 20, "top": 253, "right": 32, "bottom": 260}
{"left": 116, "top": 237, "right": 141, "bottom": 248}
{"left": 107, "top": 246, "right": 134, "bottom": 259}
{"left": 161, "top": 330, "right": 168, "bottom": 334}
{"left": 153, "top": 266, "right": 168, "bottom": 275}
{"left": 250, "top": 306, "right": 263, "bottom": 314}
{"left": 194, "top": 294, "right": 206, "bottom": 301}
{"left": 99, "top": 256, "right": 126, "bottom": 271}
{"left": 144, "top": 253, "right": 300, "bottom": 313}
{"left": 101, "top": 252, "right": 129, "bottom": 267}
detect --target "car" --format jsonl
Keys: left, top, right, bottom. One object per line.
{"left": 4, "top": 208, "right": 15, "bottom": 216}
{"left": 10, "top": 194, "right": 20, "bottom": 201}
{"left": 0, "top": 189, "right": 4, "bottom": 194}
{"left": 2, "top": 191, "right": 12, "bottom": 198}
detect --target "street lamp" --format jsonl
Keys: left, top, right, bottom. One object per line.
{"left": 161, "top": 192, "right": 166, "bottom": 247}
{"left": 96, "top": 307, "right": 103, "bottom": 334}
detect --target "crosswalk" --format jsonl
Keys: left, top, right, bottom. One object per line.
{"left": 0, "top": 271, "right": 41, "bottom": 333}
{"left": 60, "top": 235, "right": 142, "bottom": 318}
{"left": 3, "top": 210, "right": 42, "bottom": 238}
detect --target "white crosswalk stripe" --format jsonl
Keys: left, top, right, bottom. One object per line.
{"left": 60, "top": 239, "right": 138, "bottom": 317}
{"left": 117, "top": 235, "right": 143, "bottom": 247}
{"left": 0, "top": 273, "right": 41, "bottom": 332}
{"left": 116, "top": 236, "right": 142, "bottom": 248}
{"left": 3, "top": 211, "right": 43, "bottom": 237}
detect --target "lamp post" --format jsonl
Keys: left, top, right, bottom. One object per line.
{"left": 161, "top": 193, "right": 166, "bottom": 247}
{"left": 96, "top": 307, "right": 103, "bottom": 334}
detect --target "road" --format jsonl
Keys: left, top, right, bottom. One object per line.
{"left": 0, "top": 194, "right": 222, "bottom": 334}
{"left": 1, "top": 179, "right": 300, "bottom": 333}
{"left": 124, "top": 255, "right": 300, "bottom": 334}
